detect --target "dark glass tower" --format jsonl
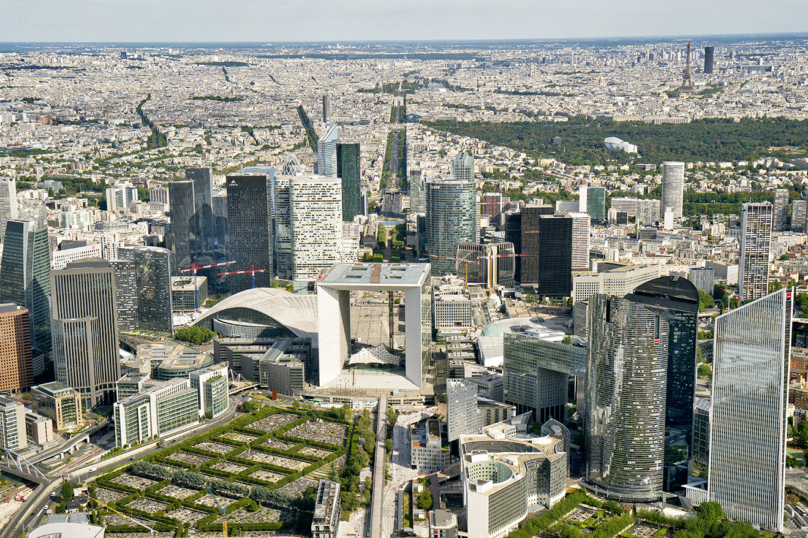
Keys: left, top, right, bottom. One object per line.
{"left": 587, "top": 187, "right": 606, "bottom": 221}
{"left": 519, "top": 204, "right": 553, "bottom": 287}
{"left": 704, "top": 46, "right": 714, "bottom": 74}
{"left": 538, "top": 215, "right": 573, "bottom": 297}
{"left": 186, "top": 168, "right": 216, "bottom": 259}
{"left": 425, "top": 179, "right": 476, "bottom": 276}
{"left": 585, "top": 292, "right": 669, "bottom": 502}
{"left": 0, "top": 220, "right": 51, "bottom": 353}
{"left": 226, "top": 175, "right": 273, "bottom": 293}
{"left": 167, "top": 181, "right": 195, "bottom": 273}
{"left": 504, "top": 211, "right": 522, "bottom": 281}
{"left": 118, "top": 246, "right": 173, "bottom": 336}
{"left": 336, "top": 142, "right": 361, "bottom": 222}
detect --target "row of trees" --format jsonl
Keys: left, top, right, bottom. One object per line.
{"left": 174, "top": 326, "right": 216, "bottom": 345}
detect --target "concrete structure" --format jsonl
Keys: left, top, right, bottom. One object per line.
{"left": 226, "top": 174, "right": 274, "bottom": 291}
{"left": 689, "top": 267, "right": 715, "bottom": 294}
{"left": 317, "top": 263, "right": 431, "bottom": 388}
{"left": 312, "top": 479, "right": 341, "bottom": 538}
{"left": 661, "top": 162, "right": 685, "bottom": 219}
{"left": 32, "top": 382, "right": 84, "bottom": 430}
{"left": 110, "top": 259, "right": 137, "bottom": 332}
{"left": 572, "top": 263, "right": 661, "bottom": 305}
{"left": 30, "top": 523, "right": 104, "bottom": 538}
{"left": 460, "top": 413, "right": 568, "bottom": 538}
{"left": 738, "top": 202, "right": 772, "bottom": 302}
{"left": 426, "top": 179, "right": 477, "bottom": 275}
{"left": 51, "top": 259, "right": 120, "bottom": 409}
{"left": 171, "top": 276, "right": 208, "bottom": 312}
{"left": 259, "top": 340, "right": 307, "bottom": 395}
{"left": 446, "top": 379, "right": 482, "bottom": 442}
{"left": 114, "top": 378, "right": 200, "bottom": 448}
{"left": 432, "top": 284, "right": 473, "bottom": 333}
{"left": 793, "top": 199, "right": 808, "bottom": 233}
{"left": 451, "top": 152, "right": 475, "bottom": 182}
{"left": 0, "top": 304, "right": 32, "bottom": 393}
{"left": 708, "top": 288, "right": 791, "bottom": 531}
{"left": 610, "top": 198, "right": 661, "bottom": 225}
{"left": 569, "top": 212, "right": 590, "bottom": 271}
{"left": 706, "top": 261, "right": 739, "bottom": 285}
{"left": 25, "top": 410, "right": 54, "bottom": 446}
{"left": 410, "top": 418, "right": 450, "bottom": 473}
{"left": 456, "top": 242, "right": 515, "bottom": 288}
{"left": 477, "top": 398, "right": 516, "bottom": 427}
{"left": 468, "top": 375, "right": 504, "bottom": 402}
{"left": 317, "top": 124, "right": 339, "bottom": 177}
{"left": 429, "top": 510, "right": 458, "bottom": 538}
{"left": 105, "top": 182, "right": 137, "bottom": 212}
{"left": 773, "top": 188, "right": 789, "bottom": 232}
{"left": 0, "top": 397, "right": 26, "bottom": 450}
{"left": 0, "top": 179, "right": 18, "bottom": 241}
{"left": 0, "top": 219, "right": 52, "bottom": 353}
{"left": 322, "top": 94, "right": 332, "bottom": 123}
{"left": 118, "top": 246, "right": 173, "bottom": 336}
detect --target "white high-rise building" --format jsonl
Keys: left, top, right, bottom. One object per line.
{"left": 569, "top": 212, "right": 590, "bottom": 271}
{"left": 661, "top": 162, "right": 685, "bottom": 219}
{"left": 578, "top": 184, "right": 588, "bottom": 213}
{"left": 0, "top": 180, "right": 18, "bottom": 242}
{"left": 738, "top": 202, "right": 772, "bottom": 303}
{"left": 105, "top": 182, "right": 138, "bottom": 212}
{"left": 317, "top": 125, "right": 339, "bottom": 178}
{"left": 446, "top": 378, "right": 482, "bottom": 443}
{"left": 289, "top": 175, "right": 344, "bottom": 279}
{"left": 773, "top": 189, "right": 789, "bottom": 231}
{"left": 708, "top": 288, "right": 791, "bottom": 531}
{"left": 451, "top": 152, "right": 474, "bottom": 182}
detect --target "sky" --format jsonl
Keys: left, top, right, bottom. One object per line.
{"left": 0, "top": 0, "right": 807, "bottom": 43}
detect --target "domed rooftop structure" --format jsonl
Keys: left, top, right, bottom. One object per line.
{"left": 192, "top": 288, "right": 318, "bottom": 343}
{"left": 480, "top": 322, "right": 514, "bottom": 338}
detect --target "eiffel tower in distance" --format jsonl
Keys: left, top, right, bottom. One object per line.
{"left": 677, "top": 42, "right": 696, "bottom": 96}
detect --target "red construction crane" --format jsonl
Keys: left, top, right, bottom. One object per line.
{"left": 179, "top": 261, "right": 236, "bottom": 310}
{"left": 218, "top": 265, "right": 267, "bottom": 290}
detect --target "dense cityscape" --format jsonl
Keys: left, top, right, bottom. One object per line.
{"left": 0, "top": 31, "right": 807, "bottom": 538}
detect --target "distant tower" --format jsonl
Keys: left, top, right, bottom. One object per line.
{"left": 661, "top": 162, "right": 685, "bottom": 219}
{"left": 677, "top": 42, "right": 695, "bottom": 96}
{"left": 739, "top": 202, "right": 772, "bottom": 303}
{"left": 704, "top": 46, "right": 715, "bottom": 74}
{"left": 322, "top": 94, "right": 331, "bottom": 123}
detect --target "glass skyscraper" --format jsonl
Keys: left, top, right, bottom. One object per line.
{"left": 167, "top": 168, "right": 218, "bottom": 275}
{"left": 587, "top": 187, "right": 606, "bottom": 221}
{"left": 0, "top": 219, "right": 51, "bottom": 353}
{"left": 538, "top": 215, "right": 573, "bottom": 297}
{"left": 186, "top": 168, "right": 216, "bottom": 258}
{"left": 708, "top": 288, "right": 791, "bottom": 531}
{"left": 317, "top": 125, "right": 339, "bottom": 177}
{"left": 585, "top": 292, "right": 668, "bottom": 502}
{"left": 336, "top": 142, "right": 361, "bottom": 222}
{"left": 425, "top": 179, "right": 476, "bottom": 276}
{"left": 226, "top": 174, "right": 273, "bottom": 292}
{"left": 0, "top": 180, "right": 18, "bottom": 242}
{"left": 167, "top": 181, "right": 195, "bottom": 273}
{"left": 118, "top": 246, "right": 173, "bottom": 336}
{"left": 519, "top": 204, "right": 553, "bottom": 287}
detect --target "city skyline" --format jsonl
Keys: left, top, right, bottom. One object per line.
{"left": 0, "top": 1, "right": 806, "bottom": 43}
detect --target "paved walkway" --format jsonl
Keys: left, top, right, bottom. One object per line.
{"left": 370, "top": 395, "right": 388, "bottom": 538}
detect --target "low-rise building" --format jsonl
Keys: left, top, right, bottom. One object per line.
{"left": 31, "top": 382, "right": 84, "bottom": 431}
{"left": 25, "top": 410, "right": 54, "bottom": 446}
{"left": 461, "top": 413, "right": 569, "bottom": 538}
{"left": 113, "top": 379, "right": 200, "bottom": 448}
{"left": 429, "top": 509, "right": 458, "bottom": 538}
{"left": 0, "top": 397, "right": 26, "bottom": 450}
{"left": 477, "top": 398, "right": 516, "bottom": 427}
{"left": 171, "top": 276, "right": 208, "bottom": 312}
{"left": 311, "top": 479, "right": 341, "bottom": 538}
{"left": 189, "top": 364, "right": 229, "bottom": 419}
{"left": 410, "top": 418, "right": 450, "bottom": 473}
{"left": 468, "top": 375, "right": 504, "bottom": 402}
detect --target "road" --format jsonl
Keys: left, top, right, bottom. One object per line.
{"left": 370, "top": 395, "right": 388, "bottom": 538}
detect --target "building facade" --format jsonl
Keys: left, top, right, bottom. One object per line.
{"left": 317, "top": 125, "right": 339, "bottom": 177}
{"left": 661, "top": 162, "right": 685, "bottom": 219}
{"left": 0, "top": 180, "right": 17, "bottom": 242}
{"left": 312, "top": 480, "right": 341, "bottom": 538}
{"left": 337, "top": 142, "right": 361, "bottom": 222}
{"left": 708, "top": 288, "right": 791, "bottom": 531}
{"left": 32, "top": 382, "right": 84, "bottom": 430}
{"left": 587, "top": 187, "right": 606, "bottom": 221}
{"left": 446, "top": 379, "right": 483, "bottom": 442}
{"left": 0, "top": 304, "right": 32, "bottom": 393}
{"left": 118, "top": 246, "right": 173, "bottom": 336}
{"left": 792, "top": 200, "right": 808, "bottom": 233}
{"left": 738, "top": 202, "right": 772, "bottom": 303}
{"left": 226, "top": 174, "right": 274, "bottom": 292}
{"left": 425, "top": 179, "right": 477, "bottom": 276}
{"left": 50, "top": 259, "right": 121, "bottom": 409}
{"left": 289, "top": 175, "right": 344, "bottom": 280}
{"left": 538, "top": 215, "right": 573, "bottom": 297}
{"left": 519, "top": 204, "right": 554, "bottom": 286}
{"left": 0, "top": 398, "right": 26, "bottom": 451}
{"left": 773, "top": 189, "right": 789, "bottom": 232}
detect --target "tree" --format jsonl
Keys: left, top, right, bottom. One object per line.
{"left": 769, "top": 280, "right": 783, "bottom": 293}
{"left": 417, "top": 490, "right": 433, "bottom": 510}
{"left": 697, "top": 290, "right": 715, "bottom": 313}
{"left": 292, "top": 399, "right": 300, "bottom": 410}
{"left": 173, "top": 326, "right": 216, "bottom": 345}
{"left": 697, "top": 364, "right": 712, "bottom": 379}
{"left": 780, "top": 254, "right": 790, "bottom": 261}
{"left": 524, "top": 294, "right": 536, "bottom": 304}
{"left": 61, "top": 481, "right": 74, "bottom": 502}
{"left": 697, "top": 501, "right": 725, "bottom": 522}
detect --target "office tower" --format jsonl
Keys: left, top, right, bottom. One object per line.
{"left": 0, "top": 304, "right": 32, "bottom": 393}
{"left": 0, "top": 219, "right": 51, "bottom": 353}
{"left": 585, "top": 292, "right": 668, "bottom": 501}
{"left": 317, "top": 125, "right": 339, "bottom": 178}
{"left": 538, "top": 215, "right": 573, "bottom": 297}
{"left": 312, "top": 480, "right": 341, "bottom": 538}
{"left": 336, "top": 142, "right": 361, "bottom": 222}
{"left": 118, "top": 246, "right": 173, "bottom": 336}
{"left": 0, "top": 180, "right": 18, "bottom": 241}
{"left": 273, "top": 175, "right": 293, "bottom": 279}
{"left": 519, "top": 204, "right": 554, "bottom": 287}
{"left": 451, "top": 152, "right": 474, "bottom": 182}
{"left": 708, "top": 288, "right": 791, "bottom": 531}
{"left": 51, "top": 259, "right": 121, "bottom": 409}
{"left": 793, "top": 200, "right": 808, "bottom": 233}
{"left": 226, "top": 174, "right": 274, "bottom": 292}
{"left": 322, "top": 94, "right": 331, "bottom": 123}
{"left": 0, "top": 398, "right": 26, "bottom": 450}
{"left": 456, "top": 242, "right": 515, "bottom": 288}
{"left": 739, "top": 202, "right": 772, "bottom": 303}
{"left": 556, "top": 200, "right": 579, "bottom": 214}
{"left": 290, "top": 175, "right": 343, "bottom": 279}
{"left": 186, "top": 168, "right": 216, "bottom": 257}
{"left": 661, "top": 162, "right": 685, "bottom": 219}
{"left": 610, "top": 198, "right": 661, "bottom": 225}
{"left": 105, "top": 182, "right": 137, "bottom": 212}
{"left": 704, "top": 46, "right": 715, "bottom": 74}
{"left": 446, "top": 379, "right": 482, "bottom": 442}
{"left": 149, "top": 185, "right": 169, "bottom": 206}
{"left": 110, "top": 259, "right": 137, "bottom": 332}
{"left": 409, "top": 171, "right": 425, "bottom": 214}
{"left": 569, "top": 213, "right": 590, "bottom": 271}
{"left": 212, "top": 194, "right": 228, "bottom": 255}
{"left": 587, "top": 187, "right": 606, "bottom": 221}
{"left": 480, "top": 192, "right": 504, "bottom": 225}
{"left": 688, "top": 267, "right": 714, "bottom": 294}
{"left": 633, "top": 277, "right": 699, "bottom": 429}
{"left": 578, "top": 185, "right": 588, "bottom": 213}
{"left": 425, "top": 179, "right": 476, "bottom": 276}
{"left": 504, "top": 211, "right": 522, "bottom": 281}
{"left": 167, "top": 180, "right": 195, "bottom": 272}
{"left": 773, "top": 188, "right": 789, "bottom": 231}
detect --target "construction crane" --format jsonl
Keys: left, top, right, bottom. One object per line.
{"left": 86, "top": 494, "right": 155, "bottom": 535}
{"left": 205, "top": 484, "right": 228, "bottom": 537}
{"left": 179, "top": 261, "right": 236, "bottom": 310}
{"left": 218, "top": 265, "right": 266, "bottom": 290}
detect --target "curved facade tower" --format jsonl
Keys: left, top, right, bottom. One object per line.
{"left": 585, "top": 292, "right": 668, "bottom": 501}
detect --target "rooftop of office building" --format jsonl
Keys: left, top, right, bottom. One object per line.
{"left": 33, "top": 381, "right": 77, "bottom": 397}
{"left": 320, "top": 263, "right": 430, "bottom": 288}
{"left": 312, "top": 479, "right": 340, "bottom": 525}
{"left": 480, "top": 316, "right": 568, "bottom": 341}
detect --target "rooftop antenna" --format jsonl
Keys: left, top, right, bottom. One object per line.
{"left": 677, "top": 42, "right": 695, "bottom": 96}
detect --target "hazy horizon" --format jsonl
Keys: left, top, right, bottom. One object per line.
{"left": 1, "top": 0, "right": 806, "bottom": 44}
